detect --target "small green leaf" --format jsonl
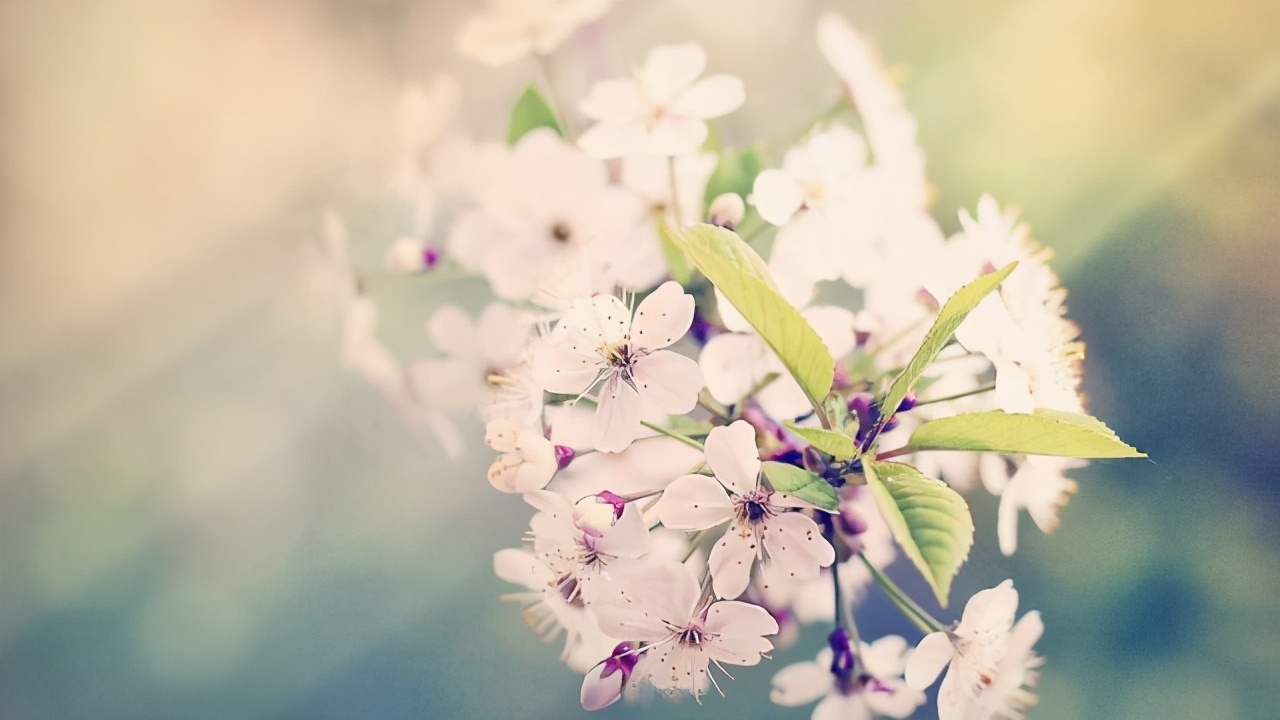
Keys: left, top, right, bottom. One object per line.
{"left": 703, "top": 147, "right": 763, "bottom": 212}
{"left": 507, "top": 84, "right": 564, "bottom": 145}
{"left": 669, "top": 224, "right": 834, "bottom": 410}
{"left": 879, "top": 263, "right": 1017, "bottom": 428}
{"left": 656, "top": 219, "right": 695, "bottom": 285}
{"left": 761, "top": 461, "right": 839, "bottom": 511}
{"left": 864, "top": 460, "right": 973, "bottom": 607}
{"left": 905, "top": 409, "right": 1147, "bottom": 458}
{"left": 784, "top": 422, "right": 855, "bottom": 461}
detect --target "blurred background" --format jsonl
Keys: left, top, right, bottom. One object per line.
{"left": 1, "top": 1, "right": 1277, "bottom": 718}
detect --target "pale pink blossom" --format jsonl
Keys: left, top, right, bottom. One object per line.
{"left": 592, "top": 562, "right": 778, "bottom": 698}
{"left": 455, "top": 0, "right": 612, "bottom": 66}
{"left": 905, "top": 580, "right": 1045, "bottom": 720}
{"left": 533, "top": 282, "right": 703, "bottom": 452}
{"left": 653, "top": 421, "right": 836, "bottom": 599}
{"left": 578, "top": 43, "right": 744, "bottom": 158}
{"left": 771, "top": 634, "right": 926, "bottom": 720}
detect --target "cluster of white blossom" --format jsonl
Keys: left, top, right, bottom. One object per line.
{"left": 310, "top": 4, "right": 1145, "bottom": 718}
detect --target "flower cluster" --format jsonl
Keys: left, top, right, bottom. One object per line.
{"left": 311, "top": 5, "right": 1145, "bottom": 719}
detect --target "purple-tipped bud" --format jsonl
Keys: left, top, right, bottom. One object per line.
{"left": 423, "top": 245, "right": 441, "bottom": 267}
{"left": 595, "top": 490, "right": 628, "bottom": 521}
{"left": 708, "top": 192, "right": 745, "bottom": 230}
{"left": 554, "top": 444, "right": 576, "bottom": 470}
{"left": 838, "top": 498, "right": 869, "bottom": 537}
{"left": 802, "top": 446, "right": 830, "bottom": 476}
{"left": 581, "top": 643, "right": 640, "bottom": 711}
{"left": 896, "top": 393, "right": 918, "bottom": 413}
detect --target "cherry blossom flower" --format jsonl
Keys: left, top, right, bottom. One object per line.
{"left": 525, "top": 489, "right": 650, "bottom": 605}
{"left": 485, "top": 420, "right": 558, "bottom": 493}
{"left": 763, "top": 484, "right": 896, "bottom": 624}
{"left": 653, "top": 421, "right": 836, "bottom": 599}
{"left": 410, "top": 302, "right": 533, "bottom": 414}
{"left": 592, "top": 561, "right": 778, "bottom": 698}
{"left": 619, "top": 151, "right": 718, "bottom": 226}
{"left": 533, "top": 281, "right": 703, "bottom": 452}
{"left": 996, "top": 456, "right": 1083, "bottom": 556}
{"left": 446, "top": 129, "right": 662, "bottom": 303}
{"left": 578, "top": 43, "right": 745, "bottom": 158}
{"left": 905, "top": 580, "right": 1045, "bottom": 720}
{"left": 771, "top": 631, "right": 925, "bottom": 720}
{"left": 455, "top": 0, "right": 613, "bottom": 67}
{"left": 493, "top": 545, "right": 618, "bottom": 672}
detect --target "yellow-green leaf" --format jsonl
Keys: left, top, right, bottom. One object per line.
{"left": 507, "top": 84, "right": 563, "bottom": 145}
{"left": 864, "top": 459, "right": 973, "bottom": 607}
{"left": 669, "top": 224, "right": 834, "bottom": 409}
{"left": 656, "top": 220, "right": 695, "bottom": 285}
{"left": 784, "top": 422, "right": 855, "bottom": 461}
{"left": 879, "top": 263, "right": 1016, "bottom": 428}
{"left": 905, "top": 409, "right": 1146, "bottom": 458}
{"left": 761, "top": 461, "right": 839, "bottom": 511}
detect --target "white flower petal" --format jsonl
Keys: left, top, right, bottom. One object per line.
{"left": 493, "top": 548, "right": 554, "bottom": 589}
{"left": 631, "top": 280, "right": 695, "bottom": 350}
{"left": 864, "top": 677, "right": 925, "bottom": 718}
{"left": 580, "top": 662, "right": 624, "bottom": 711}
{"left": 648, "top": 116, "right": 708, "bottom": 157}
{"left": 632, "top": 350, "right": 702, "bottom": 414}
{"left": 640, "top": 42, "right": 707, "bottom": 104}
{"left": 668, "top": 74, "right": 745, "bottom": 119}
{"left": 751, "top": 169, "right": 806, "bottom": 226}
{"left": 861, "top": 634, "right": 910, "bottom": 678}
{"left": 557, "top": 293, "right": 632, "bottom": 348}
{"left": 478, "top": 302, "right": 528, "bottom": 368}
{"left": 904, "top": 631, "right": 954, "bottom": 690}
{"left": 699, "top": 333, "right": 769, "bottom": 406}
{"left": 703, "top": 600, "right": 777, "bottom": 665}
{"left": 593, "top": 375, "right": 644, "bottom": 452}
{"left": 654, "top": 474, "right": 734, "bottom": 530}
{"left": 708, "top": 524, "right": 757, "bottom": 599}
{"left": 532, "top": 341, "right": 602, "bottom": 395}
{"left": 577, "top": 119, "right": 650, "bottom": 159}
{"left": 958, "top": 579, "right": 1018, "bottom": 637}
{"left": 704, "top": 420, "right": 761, "bottom": 495}
{"left": 761, "top": 512, "right": 835, "bottom": 583}
{"left": 580, "top": 78, "right": 648, "bottom": 121}
{"left": 769, "top": 660, "right": 830, "bottom": 706}
{"left": 997, "top": 483, "right": 1021, "bottom": 556}
{"left": 814, "top": 694, "right": 871, "bottom": 720}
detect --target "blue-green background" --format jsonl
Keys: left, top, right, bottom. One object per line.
{"left": 2, "top": 1, "right": 1277, "bottom": 718}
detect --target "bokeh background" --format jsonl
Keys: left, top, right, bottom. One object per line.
{"left": 2, "top": 1, "right": 1278, "bottom": 718}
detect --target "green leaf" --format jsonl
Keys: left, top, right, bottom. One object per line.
{"left": 879, "top": 262, "right": 1017, "bottom": 428}
{"left": 668, "top": 224, "right": 834, "bottom": 409}
{"left": 761, "top": 461, "right": 839, "bottom": 511}
{"left": 656, "top": 219, "right": 695, "bottom": 285}
{"left": 703, "top": 147, "right": 763, "bottom": 212}
{"left": 784, "top": 422, "right": 855, "bottom": 461}
{"left": 506, "top": 85, "right": 564, "bottom": 145}
{"left": 864, "top": 460, "right": 973, "bottom": 607}
{"left": 905, "top": 408, "right": 1147, "bottom": 458}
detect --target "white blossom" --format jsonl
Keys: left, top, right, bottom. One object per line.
{"left": 653, "top": 421, "right": 835, "bottom": 599}
{"left": 578, "top": 43, "right": 744, "bottom": 158}
{"left": 771, "top": 634, "right": 926, "bottom": 720}
{"left": 455, "top": 0, "right": 612, "bottom": 66}
{"left": 905, "top": 580, "right": 1045, "bottom": 720}
{"left": 533, "top": 282, "right": 703, "bottom": 452}
{"left": 592, "top": 561, "right": 778, "bottom": 698}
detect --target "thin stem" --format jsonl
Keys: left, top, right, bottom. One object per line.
{"left": 667, "top": 155, "right": 685, "bottom": 226}
{"left": 640, "top": 420, "right": 705, "bottom": 451}
{"left": 697, "top": 391, "right": 730, "bottom": 421}
{"left": 875, "top": 446, "right": 913, "bottom": 462}
{"left": 858, "top": 553, "right": 946, "bottom": 634}
{"left": 913, "top": 382, "right": 996, "bottom": 408}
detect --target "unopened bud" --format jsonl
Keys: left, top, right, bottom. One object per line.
{"left": 554, "top": 444, "right": 575, "bottom": 470}
{"left": 575, "top": 490, "right": 627, "bottom": 529}
{"left": 386, "top": 237, "right": 428, "bottom": 272}
{"left": 708, "top": 193, "right": 745, "bottom": 230}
